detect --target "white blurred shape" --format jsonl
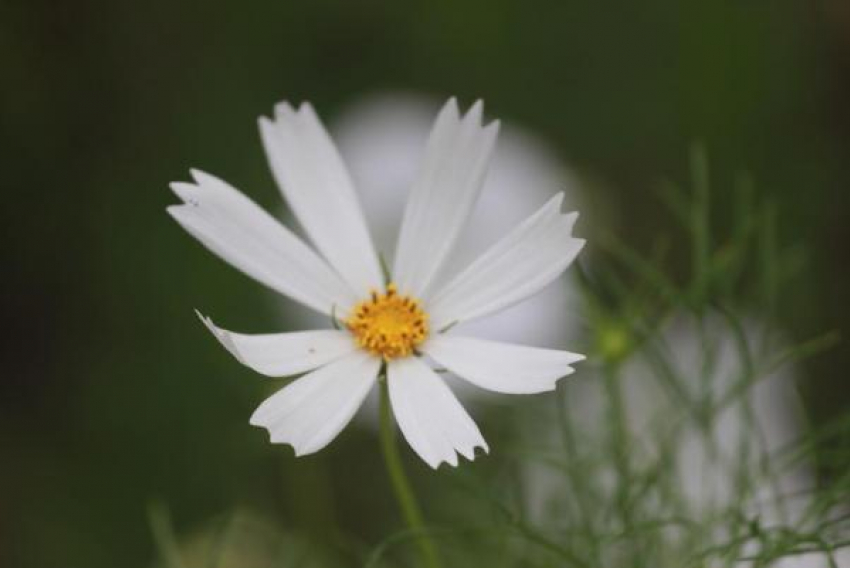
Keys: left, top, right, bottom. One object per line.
{"left": 524, "top": 312, "right": 848, "bottom": 567}
{"left": 626, "top": 316, "right": 808, "bottom": 518}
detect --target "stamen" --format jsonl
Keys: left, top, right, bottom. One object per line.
{"left": 346, "top": 283, "right": 429, "bottom": 360}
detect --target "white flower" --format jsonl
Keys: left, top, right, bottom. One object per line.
{"left": 168, "top": 98, "right": 586, "bottom": 468}
{"left": 282, "top": 93, "right": 587, "bottom": 427}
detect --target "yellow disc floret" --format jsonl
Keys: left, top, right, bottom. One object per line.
{"left": 346, "top": 283, "right": 429, "bottom": 360}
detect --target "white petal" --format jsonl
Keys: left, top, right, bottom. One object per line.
{"left": 197, "top": 312, "right": 357, "bottom": 377}
{"left": 422, "top": 335, "right": 584, "bottom": 394}
{"left": 428, "top": 193, "right": 584, "bottom": 329}
{"left": 259, "top": 102, "right": 383, "bottom": 296}
{"left": 168, "top": 170, "right": 358, "bottom": 315}
{"left": 250, "top": 351, "right": 380, "bottom": 456}
{"left": 387, "top": 356, "right": 488, "bottom": 468}
{"left": 393, "top": 99, "right": 500, "bottom": 298}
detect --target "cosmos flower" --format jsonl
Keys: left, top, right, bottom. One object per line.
{"left": 168, "top": 98, "right": 585, "bottom": 468}
{"left": 283, "top": 93, "right": 587, "bottom": 425}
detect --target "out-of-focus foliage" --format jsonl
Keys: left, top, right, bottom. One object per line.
{"left": 1, "top": 1, "right": 849, "bottom": 567}
{"left": 149, "top": 152, "right": 850, "bottom": 568}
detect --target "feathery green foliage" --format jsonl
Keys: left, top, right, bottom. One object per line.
{"left": 150, "top": 154, "right": 848, "bottom": 568}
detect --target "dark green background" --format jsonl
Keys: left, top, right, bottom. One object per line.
{"left": 2, "top": 1, "right": 848, "bottom": 566}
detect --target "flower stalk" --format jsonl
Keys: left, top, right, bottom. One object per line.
{"left": 378, "top": 375, "right": 443, "bottom": 568}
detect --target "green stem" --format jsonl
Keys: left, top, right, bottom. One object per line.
{"left": 378, "top": 376, "right": 443, "bottom": 568}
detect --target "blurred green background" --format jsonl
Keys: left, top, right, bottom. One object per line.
{"left": 2, "top": 1, "right": 849, "bottom": 566}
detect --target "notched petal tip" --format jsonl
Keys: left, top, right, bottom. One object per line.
{"left": 196, "top": 311, "right": 218, "bottom": 332}
{"left": 169, "top": 180, "right": 194, "bottom": 192}
{"left": 165, "top": 204, "right": 185, "bottom": 219}
{"left": 188, "top": 168, "right": 224, "bottom": 189}
{"left": 257, "top": 115, "right": 274, "bottom": 129}
{"left": 188, "top": 168, "right": 204, "bottom": 182}
{"left": 545, "top": 192, "right": 566, "bottom": 212}
{"left": 169, "top": 182, "right": 202, "bottom": 205}
{"left": 291, "top": 444, "right": 314, "bottom": 458}
{"left": 273, "top": 100, "right": 297, "bottom": 121}
{"left": 558, "top": 367, "right": 577, "bottom": 381}
{"left": 431, "top": 440, "right": 489, "bottom": 469}
{"left": 561, "top": 211, "right": 580, "bottom": 234}
{"left": 297, "top": 100, "right": 317, "bottom": 116}
{"left": 254, "top": 424, "right": 310, "bottom": 458}
{"left": 567, "top": 352, "right": 586, "bottom": 364}
{"left": 249, "top": 402, "right": 273, "bottom": 427}
{"left": 465, "top": 99, "right": 484, "bottom": 124}
{"left": 195, "top": 310, "right": 246, "bottom": 365}
{"left": 253, "top": 425, "right": 315, "bottom": 458}
{"left": 438, "top": 97, "right": 461, "bottom": 122}
{"left": 429, "top": 455, "right": 453, "bottom": 470}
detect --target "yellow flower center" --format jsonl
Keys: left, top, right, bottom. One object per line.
{"left": 346, "top": 283, "right": 429, "bottom": 360}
